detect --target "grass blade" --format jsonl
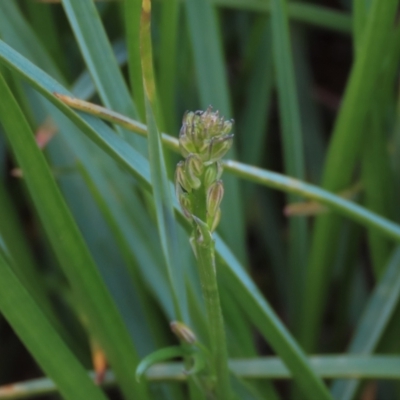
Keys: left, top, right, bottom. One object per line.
{"left": 140, "top": 0, "right": 187, "bottom": 320}
{"left": 270, "top": 0, "right": 308, "bottom": 326}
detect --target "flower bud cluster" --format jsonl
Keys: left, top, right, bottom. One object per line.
{"left": 175, "top": 107, "right": 233, "bottom": 232}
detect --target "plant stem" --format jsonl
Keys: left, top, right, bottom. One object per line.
{"left": 191, "top": 183, "right": 232, "bottom": 399}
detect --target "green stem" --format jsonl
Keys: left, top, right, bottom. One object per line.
{"left": 191, "top": 184, "right": 232, "bottom": 399}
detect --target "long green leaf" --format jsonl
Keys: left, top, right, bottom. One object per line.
{"left": 270, "top": 0, "right": 308, "bottom": 328}
{"left": 212, "top": 0, "right": 352, "bottom": 33}
{"left": 140, "top": 0, "right": 186, "bottom": 320}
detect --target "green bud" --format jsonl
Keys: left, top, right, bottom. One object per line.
{"left": 184, "top": 154, "right": 203, "bottom": 190}
{"left": 203, "top": 162, "right": 223, "bottom": 189}
{"left": 206, "top": 180, "right": 224, "bottom": 217}
{"left": 175, "top": 161, "right": 192, "bottom": 193}
{"left": 170, "top": 321, "right": 197, "bottom": 344}
{"left": 186, "top": 153, "right": 204, "bottom": 176}
{"left": 179, "top": 192, "right": 192, "bottom": 219}
{"left": 206, "top": 134, "right": 234, "bottom": 163}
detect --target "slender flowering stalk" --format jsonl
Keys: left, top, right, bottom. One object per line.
{"left": 175, "top": 107, "right": 233, "bottom": 399}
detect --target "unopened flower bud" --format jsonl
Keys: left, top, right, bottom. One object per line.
{"left": 170, "top": 321, "right": 197, "bottom": 344}
{"left": 186, "top": 153, "right": 204, "bottom": 176}
{"left": 203, "top": 162, "right": 223, "bottom": 189}
{"left": 178, "top": 192, "right": 192, "bottom": 219}
{"left": 175, "top": 161, "right": 192, "bottom": 193}
{"left": 206, "top": 180, "right": 224, "bottom": 217}
{"left": 206, "top": 134, "right": 234, "bottom": 163}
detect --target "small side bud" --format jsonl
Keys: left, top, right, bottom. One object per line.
{"left": 203, "top": 162, "right": 223, "bottom": 189}
{"left": 170, "top": 321, "right": 197, "bottom": 344}
{"left": 206, "top": 180, "right": 224, "bottom": 217}
{"left": 178, "top": 192, "right": 193, "bottom": 219}
{"left": 184, "top": 154, "right": 203, "bottom": 189}
{"left": 175, "top": 161, "right": 192, "bottom": 193}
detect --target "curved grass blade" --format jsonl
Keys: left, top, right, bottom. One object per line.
{"left": 0, "top": 70, "right": 149, "bottom": 400}
{"left": 0, "top": 246, "right": 108, "bottom": 400}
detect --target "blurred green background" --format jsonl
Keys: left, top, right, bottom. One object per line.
{"left": 0, "top": 0, "right": 400, "bottom": 399}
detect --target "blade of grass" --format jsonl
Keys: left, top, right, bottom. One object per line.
{"left": 158, "top": 0, "right": 180, "bottom": 134}
{"left": 212, "top": 0, "right": 352, "bottom": 33}
{"left": 291, "top": 24, "right": 325, "bottom": 184}
{"left": 331, "top": 247, "right": 400, "bottom": 400}
{"left": 140, "top": 0, "right": 186, "bottom": 321}
{"left": 0, "top": 71, "right": 150, "bottom": 400}
{"left": 0, "top": 250, "right": 108, "bottom": 400}
{"left": 24, "top": 0, "right": 68, "bottom": 77}
{"left": 0, "top": 178, "right": 57, "bottom": 327}
{"left": 270, "top": 0, "right": 308, "bottom": 327}
{"left": 300, "top": 0, "right": 400, "bottom": 352}
{"left": 124, "top": 0, "right": 145, "bottom": 120}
